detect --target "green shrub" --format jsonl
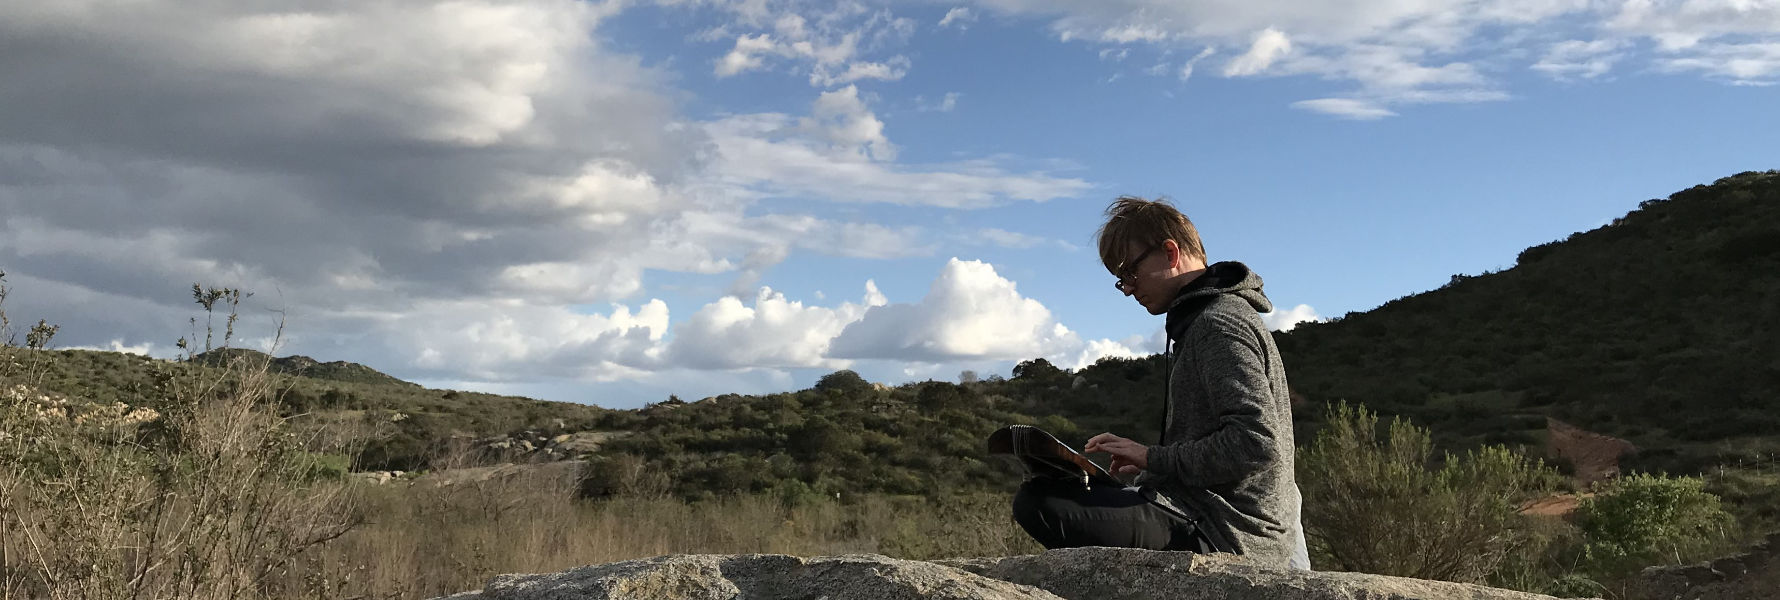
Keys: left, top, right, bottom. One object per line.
{"left": 1299, "top": 402, "right": 1561, "bottom": 584}
{"left": 1575, "top": 472, "right": 1735, "bottom": 575}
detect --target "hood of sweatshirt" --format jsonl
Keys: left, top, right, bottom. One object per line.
{"left": 1164, "top": 261, "right": 1272, "bottom": 342}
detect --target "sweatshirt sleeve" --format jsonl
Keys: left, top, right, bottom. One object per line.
{"left": 1144, "top": 313, "right": 1280, "bottom": 487}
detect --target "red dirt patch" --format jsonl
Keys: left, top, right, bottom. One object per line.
{"left": 1546, "top": 417, "right": 1637, "bottom": 486}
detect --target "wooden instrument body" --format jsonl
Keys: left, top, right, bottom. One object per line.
{"left": 987, "top": 425, "right": 1124, "bottom": 489}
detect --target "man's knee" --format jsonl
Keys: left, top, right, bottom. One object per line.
{"left": 1012, "top": 479, "right": 1067, "bottom": 547}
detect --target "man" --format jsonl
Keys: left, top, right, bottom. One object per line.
{"left": 1011, "top": 196, "right": 1310, "bottom": 570}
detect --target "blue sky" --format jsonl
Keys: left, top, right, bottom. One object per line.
{"left": 1, "top": 0, "right": 1775, "bottom": 408}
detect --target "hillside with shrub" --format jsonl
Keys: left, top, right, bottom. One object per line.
{"left": 1274, "top": 170, "right": 1780, "bottom": 475}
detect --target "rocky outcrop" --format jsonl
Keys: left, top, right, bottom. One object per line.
{"left": 1628, "top": 531, "right": 1780, "bottom": 600}
{"left": 473, "top": 430, "right": 630, "bottom": 462}
{"left": 434, "top": 548, "right": 1579, "bottom": 600}
{"left": 409, "top": 460, "right": 584, "bottom": 488}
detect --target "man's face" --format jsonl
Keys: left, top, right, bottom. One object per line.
{"left": 1114, "top": 241, "right": 1173, "bottom": 315}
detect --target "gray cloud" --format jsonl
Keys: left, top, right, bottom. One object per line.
{"left": 0, "top": 0, "right": 1093, "bottom": 396}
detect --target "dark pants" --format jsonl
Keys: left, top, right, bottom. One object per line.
{"left": 1011, "top": 478, "right": 1211, "bottom": 552}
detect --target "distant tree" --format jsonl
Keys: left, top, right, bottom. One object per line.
{"left": 916, "top": 381, "right": 963, "bottom": 412}
{"left": 1011, "top": 358, "right": 1064, "bottom": 381}
{"left": 814, "top": 370, "right": 871, "bottom": 395}
{"left": 958, "top": 370, "right": 979, "bottom": 385}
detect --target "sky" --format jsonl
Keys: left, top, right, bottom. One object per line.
{"left": 1, "top": 0, "right": 1775, "bottom": 409}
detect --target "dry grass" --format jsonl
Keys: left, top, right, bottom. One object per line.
{"left": 0, "top": 278, "right": 1038, "bottom": 600}
{"left": 291, "top": 471, "right": 1038, "bottom": 599}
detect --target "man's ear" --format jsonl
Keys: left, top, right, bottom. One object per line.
{"left": 1162, "top": 239, "right": 1181, "bottom": 269}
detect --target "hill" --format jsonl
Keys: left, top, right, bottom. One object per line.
{"left": 193, "top": 348, "right": 417, "bottom": 387}
{"left": 11, "top": 347, "right": 615, "bottom": 471}
{"left": 1274, "top": 170, "right": 1780, "bottom": 474}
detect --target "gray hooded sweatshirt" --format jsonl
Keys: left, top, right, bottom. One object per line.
{"left": 1136, "top": 261, "right": 1309, "bottom": 570}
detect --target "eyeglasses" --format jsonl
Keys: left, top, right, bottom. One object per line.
{"left": 1113, "top": 245, "right": 1159, "bottom": 292}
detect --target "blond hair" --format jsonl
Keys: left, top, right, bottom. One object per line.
{"left": 1095, "top": 196, "right": 1206, "bottom": 274}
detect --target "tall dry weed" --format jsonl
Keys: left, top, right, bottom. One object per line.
{"left": 0, "top": 282, "right": 361, "bottom": 600}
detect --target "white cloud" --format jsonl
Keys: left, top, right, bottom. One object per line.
{"left": 1179, "top": 46, "right": 1217, "bottom": 80}
{"left": 1533, "top": 39, "right": 1630, "bottom": 80}
{"left": 967, "top": 228, "right": 1079, "bottom": 251}
{"left": 940, "top": 7, "right": 977, "bottom": 29}
{"left": 918, "top": 92, "right": 962, "bottom": 112}
{"left": 1290, "top": 98, "right": 1398, "bottom": 119}
{"left": 1225, "top": 28, "right": 1293, "bottom": 76}
{"left": 1054, "top": 338, "right": 1143, "bottom": 371}
{"left": 1607, "top": 0, "right": 1780, "bottom": 46}
{"left": 696, "top": 2, "right": 917, "bottom": 88}
{"left": 803, "top": 85, "right": 897, "bottom": 161}
{"left": 704, "top": 94, "right": 1090, "bottom": 208}
{"left": 1658, "top": 41, "right": 1780, "bottom": 84}
{"left": 1261, "top": 304, "right": 1322, "bottom": 332}
{"left": 946, "top": 0, "right": 1777, "bottom": 115}
{"left": 810, "top": 56, "right": 912, "bottom": 87}
{"left": 384, "top": 299, "right": 671, "bottom": 382}
{"left": 717, "top": 33, "right": 778, "bottom": 76}
{"left": 67, "top": 339, "right": 162, "bottom": 357}
{"left": 666, "top": 284, "right": 885, "bottom": 369}
{"left": 829, "top": 258, "right": 1080, "bottom": 362}
{"left": 0, "top": 0, "right": 1095, "bottom": 404}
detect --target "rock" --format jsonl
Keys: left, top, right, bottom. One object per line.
{"left": 552, "top": 431, "right": 626, "bottom": 455}
{"left": 940, "top": 548, "right": 1564, "bottom": 600}
{"left": 411, "top": 460, "right": 584, "bottom": 488}
{"left": 445, "top": 554, "right": 1055, "bottom": 600}
{"left": 433, "top": 548, "right": 1578, "bottom": 600}
{"left": 349, "top": 471, "right": 396, "bottom": 485}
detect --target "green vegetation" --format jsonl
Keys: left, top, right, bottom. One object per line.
{"left": 1276, "top": 170, "right": 1780, "bottom": 474}
{"left": 1576, "top": 473, "right": 1736, "bottom": 575}
{"left": 1299, "top": 402, "right": 1562, "bottom": 585}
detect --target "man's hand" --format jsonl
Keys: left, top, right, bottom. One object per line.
{"left": 1085, "top": 432, "right": 1148, "bottom": 476}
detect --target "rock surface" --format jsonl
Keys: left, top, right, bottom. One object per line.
{"left": 1628, "top": 531, "right": 1780, "bottom": 600}
{"left": 435, "top": 548, "right": 1578, "bottom": 600}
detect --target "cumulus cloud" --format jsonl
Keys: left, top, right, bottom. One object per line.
{"left": 829, "top": 258, "right": 1080, "bottom": 362}
{"left": 1262, "top": 304, "right": 1322, "bottom": 332}
{"left": 1224, "top": 28, "right": 1293, "bottom": 76}
{"left": 666, "top": 283, "right": 885, "bottom": 369}
{"left": 383, "top": 299, "right": 671, "bottom": 382}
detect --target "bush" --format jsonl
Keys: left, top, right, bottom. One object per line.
{"left": 1299, "top": 402, "right": 1560, "bottom": 584}
{"left": 1575, "top": 473, "right": 1735, "bottom": 575}
{"left": 813, "top": 370, "right": 871, "bottom": 395}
